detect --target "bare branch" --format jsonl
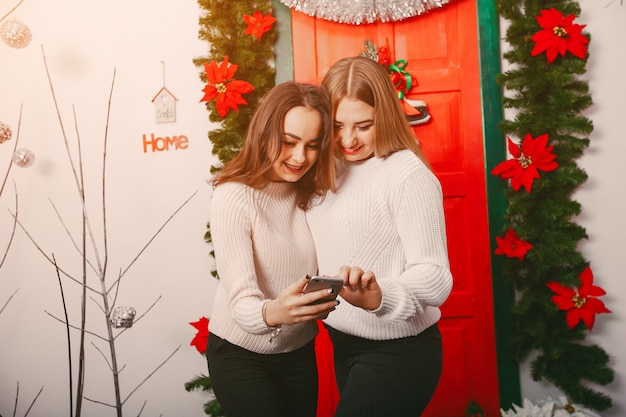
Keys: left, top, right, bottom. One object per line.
{"left": 0, "top": 288, "right": 18, "bottom": 315}
{"left": 110, "top": 268, "right": 122, "bottom": 307}
{"left": 0, "top": 0, "right": 26, "bottom": 23}
{"left": 83, "top": 396, "right": 115, "bottom": 408}
{"left": 136, "top": 400, "right": 148, "bottom": 417}
{"left": 12, "top": 381, "right": 19, "bottom": 417}
{"left": 40, "top": 45, "right": 106, "bottom": 280}
{"left": 0, "top": 184, "right": 19, "bottom": 270}
{"left": 122, "top": 345, "right": 181, "bottom": 405}
{"left": 0, "top": 103, "right": 23, "bottom": 270}
{"left": 108, "top": 191, "right": 197, "bottom": 293}
{"left": 52, "top": 254, "right": 74, "bottom": 416}
{"left": 44, "top": 310, "right": 107, "bottom": 341}
{"left": 22, "top": 386, "right": 44, "bottom": 417}
{"left": 48, "top": 197, "right": 98, "bottom": 274}
{"left": 10, "top": 213, "right": 100, "bottom": 293}
{"left": 90, "top": 295, "right": 105, "bottom": 314}
{"left": 113, "top": 295, "right": 162, "bottom": 340}
{"left": 132, "top": 295, "right": 162, "bottom": 326}
{"left": 100, "top": 68, "right": 117, "bottom": 279}
{"left": 90, "top": 341, "right": 113, "bottom": 371}
{"left": 0, "top": 103, "right": 22, "bottom": 197}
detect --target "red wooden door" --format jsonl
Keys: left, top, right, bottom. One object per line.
{"left": 291, "top": 0, "right": 500, "bottom": 415}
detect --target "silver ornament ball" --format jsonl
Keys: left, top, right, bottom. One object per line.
{"left": 1, "top": 19, "right": 32, "bottom": 49}
{"left": 0, "top": 122, "right": 12, "bottom": 144}
{"left": 12, "top": 148, "right": 35, "bottom": 168}
{"left": 110, "top": 306, "right": 137, "bottom": 328}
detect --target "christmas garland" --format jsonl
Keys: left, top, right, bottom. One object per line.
{"left": 193, "top": 0, "right": 277, "bottom": 175}
{"left": 494, "top": 0, "right": 614, "bottom": 411}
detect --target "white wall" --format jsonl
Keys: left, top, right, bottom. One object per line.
{"left": 1, "top": 1, "right": 625, "bottom": 416}
{"left": 511, "top": 2, "right": 626, "bottom": 416}
{"left": 0, "top": 1, "right": 218, "bottom": 416}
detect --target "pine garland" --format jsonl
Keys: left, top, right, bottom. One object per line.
{"left": 193, "top": 0, "right": 277, "bottom": 173}
{"left": 494, "top": 0, "right": 614, "bottom": 411}
{"left": 188, "top": 1, "right": 277, "bottom": 415}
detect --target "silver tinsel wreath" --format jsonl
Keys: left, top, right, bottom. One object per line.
{"left": 278, "top": 0, "right": 453, "bottom": 24}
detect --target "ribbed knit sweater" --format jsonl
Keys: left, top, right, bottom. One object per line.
{"left": 208, "top": 181, "right": 319, "bottom": 354}
{"left": 307, "top": 150, "right": 453, "bottom": 340}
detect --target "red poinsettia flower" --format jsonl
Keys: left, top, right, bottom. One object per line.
{"left": 200, "top": 56, "right": 255, "bottom": 118}
{"left": 547, "top": 267, "right": 611, "bottom": 331}
{"left": 243, "top": 11, "right": 276, "bottom": 40}
{"left": 530, "top": 8, "right": 589, "bottom": 63}
{"left": 491, "top": 133, "right": 558, "bottom": 192}
{"left": 189, "top": 316, "right": 210, "bottom": 354}
{"left": 494, "top": 228, "right": 533, "bottom": 261}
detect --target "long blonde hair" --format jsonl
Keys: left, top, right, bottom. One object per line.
{"left": 212, "top": 81, "right": 334, "bottom": 209}
{"left": 321, "top": 56, "right": 429, "bottom": 166}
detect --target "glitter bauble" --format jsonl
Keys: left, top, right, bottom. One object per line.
{"left": 0, "top": 122, "right": 12, "bottom": 144}
{"left": 12, "top": 148, "right": 35, "bottom": 167}
{"left": 1, "top": 19, "right": 32, "bottom": 49}
{"left": 110, "top": 306, "right": 137, "bottom": 328}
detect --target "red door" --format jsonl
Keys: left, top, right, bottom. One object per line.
{"left": 291, "top": 0, "right": 500, "bottom": 415}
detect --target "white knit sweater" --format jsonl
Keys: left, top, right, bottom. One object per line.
{"left": 208, "top": 181, "right": 319, "bottom": 354}
{"left": 307, "top": 150, "right": 453, "bottom": 340}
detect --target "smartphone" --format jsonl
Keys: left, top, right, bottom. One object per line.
{"left": 303, "top": 276, "right": 344, "bottom": 305}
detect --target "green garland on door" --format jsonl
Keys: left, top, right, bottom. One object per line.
{"left": 185, "top": 1, "right": 277, "bottom": 415}
{"left": 494, "top": 0, "right": 614, "bottom": 411}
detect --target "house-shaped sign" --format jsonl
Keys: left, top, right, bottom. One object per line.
{"left": 151, "top": 86, "right": 177, "bottom": 123}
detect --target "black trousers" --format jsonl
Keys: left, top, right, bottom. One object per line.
{"left": 327, "top": 324, "right": 443, "bottom": 417}
{"left": 206, "top": 333, "right": 318, "bottom": 417}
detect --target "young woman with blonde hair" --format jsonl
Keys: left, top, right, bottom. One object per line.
{"left": 308, "top": 56, "right": 453, "bottom": 416}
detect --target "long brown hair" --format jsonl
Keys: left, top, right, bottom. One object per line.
{"left": 321, "top": 56, "right": 429, "bottom": 167}
{"left": 212, "top": 81, "right": 334, "bottom": 209}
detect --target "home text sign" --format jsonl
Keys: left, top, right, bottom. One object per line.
{"left": 142, "top": 133, "right": 189, "bottom": 153}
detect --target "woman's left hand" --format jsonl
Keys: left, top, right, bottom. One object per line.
{"left": 337, "top": 265, "right": 382, "bottom": 311}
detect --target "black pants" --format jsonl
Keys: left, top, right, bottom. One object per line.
{"left": 327, "top": 324, "right": 443, "bottom": 417}
{"left": 206, "top": 333, "right": 318, "bottom": 417}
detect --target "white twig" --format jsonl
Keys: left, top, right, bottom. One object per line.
{"left": 122, "top": 345, "right": 181, "bottom": 405}
{"left": 0, "top": 184, "right": 19, "bottom": 270}
{"left": 113, "top": 296, "right": 162, "bottom": 340}
{"left": 0, "top": 288, "right": 18, "bottom": 315}
{"left": 10, "top": 214, "right": 100, "bottom": 293}
{"left": 107, "top": 191, "right": 197, "bottom": 294}
{"left": 44, "top": 310, "right": 107, "bottom": 341}
{"left": 0, "top": 0, "right": 25, "bottom": 23}
{"left": 22, "top": 386, "right": 44, "bottom": 417}
{"left": 48, "top": 197, "right": 98, "bottom": 275}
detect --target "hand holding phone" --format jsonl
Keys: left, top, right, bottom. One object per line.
{"left": 303, "top": 276, "right": 344, "bottom": 305}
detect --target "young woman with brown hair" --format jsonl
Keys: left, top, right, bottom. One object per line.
{"left": 206, "top": 81, "right": 337, "bottom": 417}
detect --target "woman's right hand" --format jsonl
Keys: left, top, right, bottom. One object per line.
{"left": 336, "top": 265, "right": 382, "bottom": 311}
{"left": 263, "top": 277, "right": 337, "bottom": 327}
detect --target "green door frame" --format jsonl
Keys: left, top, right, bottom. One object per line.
{"left": 476, "top": 0, "right": 522, "bottom": 410}
{"left": 273, "top": 0, "right": 522, "bottom": 409}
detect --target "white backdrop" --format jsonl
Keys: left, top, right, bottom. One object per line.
{"left": 1, "top": 0, "right": 625, "bottom": 416}
{"left": 0, "top": 1, "right": 218, "bottom": 416}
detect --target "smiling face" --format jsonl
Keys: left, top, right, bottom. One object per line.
{"left": 270, "top": 106, "right": 323, "bottom": 182}
{"left": 334, "top": 97, "right": 376, "bottom": 162}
